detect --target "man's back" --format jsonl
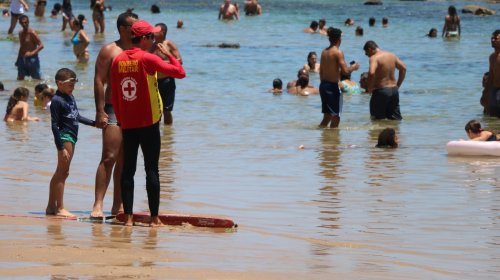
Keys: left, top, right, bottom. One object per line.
{"left": 320, "top": 46, "right": 341, "bottom": 83}
{"left": 371, "top": 50, "right": 398, "bottom": 89}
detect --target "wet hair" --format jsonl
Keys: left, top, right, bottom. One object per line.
{"left": 382, "top": 17, "right": 388, "bottom": 25}
{"left": 5, "top": 87, "right": 29, "bottom": 115}
{"left": 155, "top": 22, "right": 167, "bottom": 34}
{"left": 327, "top": 27, "right": 342, "bottom": 44}
{"left": 34, "top": 83, "right": 48, "bottom": 94}
{"left": 55, "top": 68, "right": 76, "bottom": 82}
{"left": 465, "top": 120, "right": 483, "bottom": 134}
{"left": 355, "top": 26, "right": 363, "bottom": 36}
{"left": 116, "top": 11, "right": 139, "bottom": 31}
{"left": 151, "top": 4, "right": 160, "bottom": 14}
{"left": 73, "top": 15, "right": 85, "bottom": 29}
{"left": 41, "top": 88, "right": 55, "bottom": 99}
{"left": 2, "top": 9, "right": 9, "bottom": 16}
{"left": 363, "top": 40, "right": 378, "bottom": 51}
{"left": 310, "top": 21, "right": 319, "bottom": 29}
{"left": 448, "top": 6, "right": 457, "bottom": 16}
{"left": 376, "top": 128, "right": 398, "bottom": 148}
{"left": 344, "top": 18, "right": 353, "bottom": 25}
{"left": 53, "top": 3, "right": 62, "bottom": 12}
{"left": 272, "top": 78, "right": 282, "bottom": 89}
{"left": 369, "top": 17, "right": 375, "bottom": 26}
{"left": 318, "top": 19, "right": 326, "bottom": 25}
{"left": 428, "top": 28, "right": 437, "bottom": 37}
{"left": 493, "top": 29, "right": 500, "bottom": 38}
{"left": 307, "top": 51, "right": 317, "bottom": 64}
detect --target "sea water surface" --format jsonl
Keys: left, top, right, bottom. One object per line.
{"left": 0, "top": 0, "right": 499, "bottom": 278}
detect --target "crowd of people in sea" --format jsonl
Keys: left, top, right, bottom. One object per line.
{"left": 0, "top": 0, "right": 499, "bottom": 226}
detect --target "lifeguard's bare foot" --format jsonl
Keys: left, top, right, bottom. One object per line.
{"left": 124, "top": 214, "right": 134, "bottom": 226}
{"left": 90, "top": 203, "right": 103, "bottom": 218}
{"left": 150, "top": 216, "right": 163, "bottom": 227}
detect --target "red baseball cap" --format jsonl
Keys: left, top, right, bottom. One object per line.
{"left": 131, "top": 20, "right": 161, "bottom": 37}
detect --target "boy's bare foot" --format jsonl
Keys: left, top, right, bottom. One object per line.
{"left": 150, "top": 216, "right": 163, "bottom": 227}
{"left": 124, "top": 214, "right": 134, "bottom": 226}
{"left": 90, "top": 204, "right": 103, "bottom": 218}
{"left": 56, "top": 208, "right": 76, "bottom": 217}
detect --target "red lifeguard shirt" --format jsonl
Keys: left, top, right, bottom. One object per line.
{"left": 111, "top": 47, "right": 185, "bottom": 129}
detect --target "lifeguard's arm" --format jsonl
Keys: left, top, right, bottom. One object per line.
{"left": 50, "top": 99, "right": 65, "bottom": 150}
{"left": 93, "top": 45, "right": 111, "bottom": 128}
{"left": 367, "top": 56, "right": 377, "bottom": 93}
{"left": 395, "top": 56, "right": 406, "bottom": 88}
{"left": 146, "top": 44, "right": 186, "bottom": 78}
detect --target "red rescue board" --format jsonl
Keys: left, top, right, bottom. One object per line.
{"left": 115, "top": 212, "right": 236, "bottom": 228}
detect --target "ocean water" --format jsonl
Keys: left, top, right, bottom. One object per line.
{"left": 0, "top": 0, "right": 499, "bottom": 278}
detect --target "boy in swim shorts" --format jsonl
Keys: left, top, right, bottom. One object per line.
{"left": 47, "top": 68, "right": 96, "bottom": 217}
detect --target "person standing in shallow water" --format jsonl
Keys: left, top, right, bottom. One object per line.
{"left": 487, "top": 30, "right": 500, "bottom": 117}
{"left": 16, "top": 15, "right": 44, "bottom": 80}
{"left": 8, "top": 0, "right": 29, "bottom": 35}
{"left": 218, "top": 0, "right": 239, "bottom": 20}
{"left": 364, "top": 40, "right": 406, "bottom": 120}
{"left": 442, "top": 5, "right": 460, "bottom": 38}
{"left": 319, "top": 27, "right": 360, "bottom": 128}
{"left": 152, "top": 23, "right": 183, "bottom": 125}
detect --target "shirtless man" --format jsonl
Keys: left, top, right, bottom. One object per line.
{"left": 287, "top": 69, "right": 319, "bottom": 96}
{"left": 363, "top": 40, "right": 406, "bottom": 120}
{"left": 218, "top": 0, "right": 239, "bottom": 20}
{"left": 319, "top": 27, "right": 359, "bottom": 128}
{"left": 244, "top": 0, "right": 262, "bottom": 16}
{"left": 487, "top": 30, "right": 500, "bottom": 117}
{"left": 90, "top": 11, "right": 138, "bottom": 218}
{"left": 16, "top": 15, "right": 44, "bottom": 80}
{"left": 152, "top": 23, "right": 183, "bottom": 125}
{"left": 318, "top": 19, "right": 327, "bottom": 35}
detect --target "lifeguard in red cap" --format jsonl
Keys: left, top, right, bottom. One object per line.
{"left": 111, "top": 19, "right": 186, "bottom": 227}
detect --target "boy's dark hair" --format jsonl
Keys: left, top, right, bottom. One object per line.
{"left": 55, "top": 68, "right": 76, "bottom": 81}
{"left": 376, "top": 128, "right": 398, "bottom": 148}
{"left": 155, "top": 22, "right": 167, "bottom": 34}
{"left": 151, "top": 4, "right": 160, "bottom": 14}
{"left": 493, "top": 29, "right": 500, "bottom": 37}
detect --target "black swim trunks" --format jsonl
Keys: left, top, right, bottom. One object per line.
{"left": 158, "top": 77, "right": 176, "bottom": 112}
{"left": 370, "top": 87, "right": 402, "bottom": 120}
{"left": 319, "top": 81, "right": 342, "bottom": 116}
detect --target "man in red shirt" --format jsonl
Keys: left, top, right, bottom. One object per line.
{"left": 111, "top": 20, "right": 186, "bottom": 226}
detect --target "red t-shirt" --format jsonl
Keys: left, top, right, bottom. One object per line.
{"left": 111, "top": 47, "right": 185, "bottom": 129}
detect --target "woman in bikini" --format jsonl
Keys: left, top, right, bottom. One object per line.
{"left": 91, "top": 0, "right": 105, "bottom": 33}
{"left": 442, "top": 5, "right": 461, "bottom": 38}
{"left": 71, "top": 17, "right": 90, "bottom": 63}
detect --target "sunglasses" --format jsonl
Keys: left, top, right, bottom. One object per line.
{"left": 59, "top": 78, "right": 78, "bottom": 84}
